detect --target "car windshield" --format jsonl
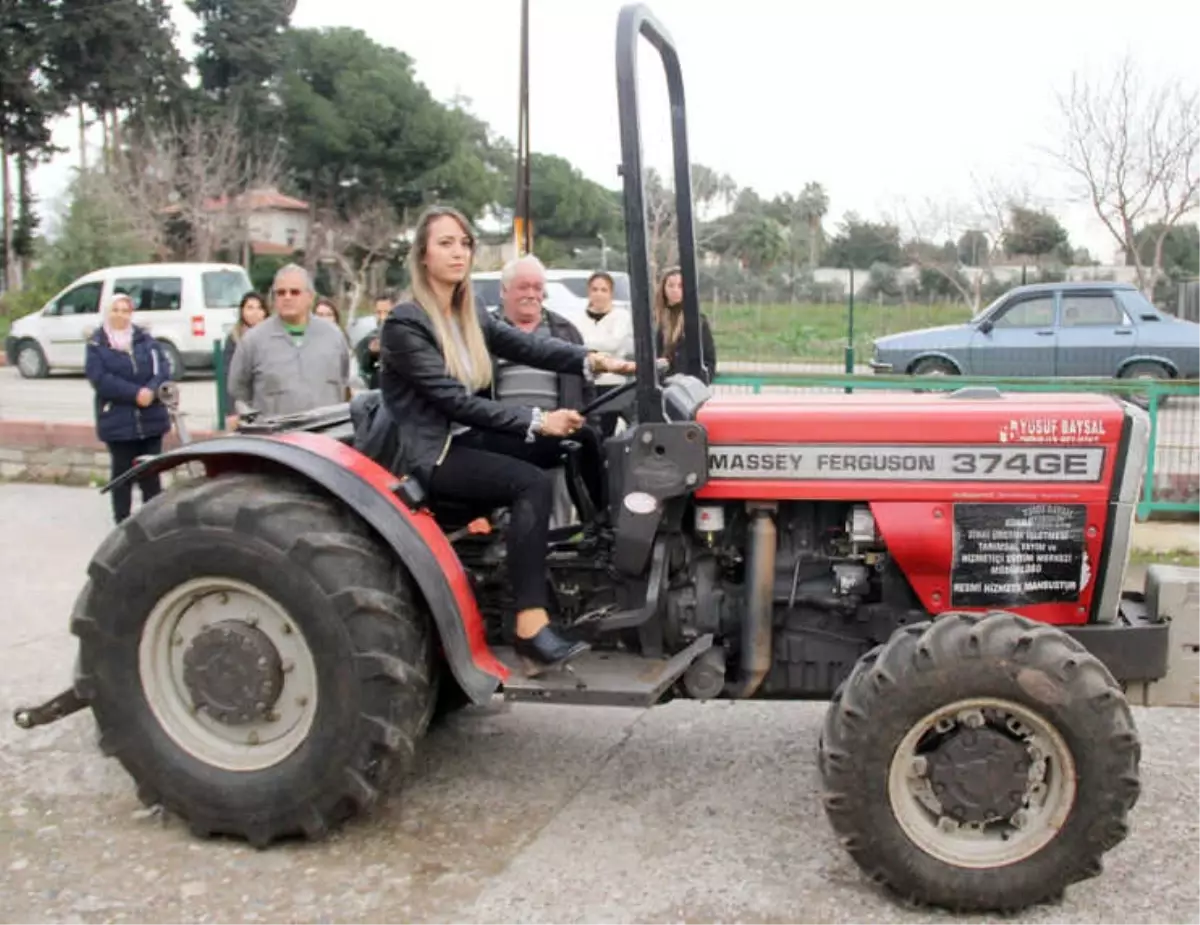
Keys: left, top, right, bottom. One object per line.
{"left": 202, "top": 269, "right": 253, "bottom": 308}
{"left": 971, "top": 293, "right": 1007, "bottom": 323}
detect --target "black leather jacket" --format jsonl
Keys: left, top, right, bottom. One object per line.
{"left": 379, "top": 300, "right": 591, "bottom": 483}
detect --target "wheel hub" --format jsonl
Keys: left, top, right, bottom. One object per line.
{"left": 182, "top": 620, "right": 284, "bottom": 725}
{"left": 925, "top": 722, "right": 1032, "bottom": 824}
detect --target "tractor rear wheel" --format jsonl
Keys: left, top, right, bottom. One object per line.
{"left": 818, "top": 610, "right": 1140, "bottom": 913}
{"left": 71, "top": 472, "right": 436, "bottom": 847}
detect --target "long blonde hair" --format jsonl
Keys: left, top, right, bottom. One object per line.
{"left": 654, "top": 266, "right": 684, "bottom": 360}
{"left": 406, "top": 205, "right": 493, "bottom": 392}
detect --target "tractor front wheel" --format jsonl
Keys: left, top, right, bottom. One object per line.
{"left": 818, "top": 610, "right": 1140, "bottom": 913}
{"left": 71, "top": 472, "right": 436, "bottom": 847}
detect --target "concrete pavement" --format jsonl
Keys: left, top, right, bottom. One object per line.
{"left": 0, "top": 483, "right": 1198, "bottom": 924}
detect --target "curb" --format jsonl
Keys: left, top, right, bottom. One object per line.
{"left": 0, "top": 420, "right": 215, "bottom": 484}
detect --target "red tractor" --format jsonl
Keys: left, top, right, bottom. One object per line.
{"left": 14, "top": 4, "right": 1168, "bottom": 914}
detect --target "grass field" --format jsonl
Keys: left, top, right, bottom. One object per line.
{"left": 705, "top": 301, "right": 971, "bottom": 363}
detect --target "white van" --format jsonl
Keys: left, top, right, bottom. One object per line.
{"left": 5, "top": 262, "right": 254, "bottom": 379}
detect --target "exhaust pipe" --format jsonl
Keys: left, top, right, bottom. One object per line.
{"left": 729, "top": 503, "right": 776, "bottom": 698}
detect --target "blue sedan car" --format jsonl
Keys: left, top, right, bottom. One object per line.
{"left": 870, "top": 281, "right": 1200, "bottom": 381}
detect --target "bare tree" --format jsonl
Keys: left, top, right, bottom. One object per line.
{"left": 1053, "top": 55, "right": 1199, "bottom": 295}
{"left": 313, "top": 199, "right": 403, "bottom": 324}
{"left": 109, "top": 107, "right": 282, "bottom": 262}
{"left": 644, "top": 167, "right": 678, "bottom": 282}
{"left": 891, "top": 176, "right": 1033, "bottom": 312}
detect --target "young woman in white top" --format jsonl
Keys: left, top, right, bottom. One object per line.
{"left": 578, "top": 270, "right": 635, "bottom": 437}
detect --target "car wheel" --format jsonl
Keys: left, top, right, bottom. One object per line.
{"left": 1118, "top": 361, "right": 1170, "bottom": 410}
{"left": 911, "top": 357, "right": 959, "bottom": 377}
{"left": 15, "top": 340, "right": 49, "bottom": 379}
{"left": 910, "top": 357, "right": 958, "bottom": 393}
{"left": 156, "top": 340, "right": 185, "bottom": 381}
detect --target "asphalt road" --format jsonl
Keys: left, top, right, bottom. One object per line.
{"left": 0, "top": 483, "right": 1197, "bottom": 924}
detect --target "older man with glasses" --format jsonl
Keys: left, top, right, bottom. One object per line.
{"left": 227, "top": 263, "right": 350, "bottom": 422}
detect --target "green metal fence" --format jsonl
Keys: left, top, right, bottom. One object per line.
{"left": 712, "top": 372, "right": 1199, "bottom": 521}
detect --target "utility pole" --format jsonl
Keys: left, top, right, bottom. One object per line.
{"left": 513, "top": 0, "right": 533, "bottom": 256}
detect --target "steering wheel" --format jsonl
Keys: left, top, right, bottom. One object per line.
{"left": 581, "top": 377, "right": 638, "bottom": 418}
{"left": 580, "top": 357, "right": 668, "bottom": 419}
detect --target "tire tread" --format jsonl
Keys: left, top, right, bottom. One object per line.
{"left": 72, "top": 472, "right": 434, "bottom": 847}
{"left": 818, "top": 610, "right": 1140, "bottom": 913}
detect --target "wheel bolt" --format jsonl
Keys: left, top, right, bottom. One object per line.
{"left": 1011, "top": 810, "right": 1028, "bottom": 829}
{"left": 937, "top": 817, "right": 959, "bottom": 833}
{"left": 911, "top": 757, "right": 928, "bottom": 777}
{"left": 960, "top": 709, "right": 984, "bottom": 729}
{"left": 281, "top": 660, "right": 295, "bottom": 673}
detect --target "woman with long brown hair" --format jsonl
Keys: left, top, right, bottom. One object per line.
{"left": 654, "top": 266, "right": 716, "bottom": 384}
{"left": 221, "top": 291, "right": 269, "bottom": 426}
{"left": 379, "top": 205, "right": 634, "bottom": 669}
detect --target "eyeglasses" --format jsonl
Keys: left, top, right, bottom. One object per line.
{"left": 274, "top": 288, "right": 304, "bottom": 297}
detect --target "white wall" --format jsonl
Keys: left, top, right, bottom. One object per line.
{"left": 247, "top": 210, "right": 311, "bottom": 251}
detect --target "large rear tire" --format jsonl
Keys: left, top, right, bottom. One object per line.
{"left": 818, "top": 610, "right": 1140, "bottom": 913}
{"left": 71, "top": 472, "right": 436, "bottom": 847}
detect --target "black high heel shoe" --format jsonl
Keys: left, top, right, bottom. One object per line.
{"left": 514, "top": 624, "right": 589, "bottom": 675}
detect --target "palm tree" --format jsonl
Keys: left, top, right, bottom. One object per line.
{"left": 797, "top": 181, "right": 829, "bottom": 268}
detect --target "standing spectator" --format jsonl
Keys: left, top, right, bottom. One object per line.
{"left": 356, "top": 291, "right": 394, "bottom": 391}
{"left": 494, "top": 254, "right": 605, "bottom": 519}
{"left": 315, "top": 296, "right": 352, "bottom": 349}
{"left": 314, "top": 296, "right": 341, "bottom": 327}
{"left": 227, "top": 264, "right": 350, "bottom": 420}
{"left": 577, "top": 270, "right": 634, "bottom": 436}
{"left": 222, "top": 291, "right": 269, "bottom": 426}
{"left": 654, "top": 265, "right": 716, "bottom": 384}
{"left": 85, "top": 293, "right": 172, "bottom": 525}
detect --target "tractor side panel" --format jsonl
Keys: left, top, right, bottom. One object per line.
{"left": 867, "top": 501, "right": 1110, "bottom": 626}
{"left": 105, "top": 433, "right": 509, "bottom": 703}
{"left": 694, "top": 391, "right": 1130, "bottom": 627}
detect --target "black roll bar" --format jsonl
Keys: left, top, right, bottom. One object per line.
{"left": 615, "top": 3, "right": 705, "bottom": 424}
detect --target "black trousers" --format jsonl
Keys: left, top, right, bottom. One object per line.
{"left": 429, "top": 430, "right": 558, "bottom": 612}
{"left": 107, "top": 436, "right": 164, "bottom": 524}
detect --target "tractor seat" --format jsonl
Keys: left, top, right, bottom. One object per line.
{"left": 351, "top": 391, "right": 594, "bottom": 537}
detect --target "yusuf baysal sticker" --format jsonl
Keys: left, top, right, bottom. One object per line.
{"left": 998, "top": 417, "right": 1109, "bottom": 444}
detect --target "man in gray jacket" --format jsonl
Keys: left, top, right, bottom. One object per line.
{"left": 228, "top": 264, "right": 350, "bottom": 420}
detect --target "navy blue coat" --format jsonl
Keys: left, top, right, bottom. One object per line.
{"left": 85, "top": 325, "right": 172, "bottom": 444}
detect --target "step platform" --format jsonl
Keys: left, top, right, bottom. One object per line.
{"left": 496, "top": 634, "right": 714, "bottom": 707}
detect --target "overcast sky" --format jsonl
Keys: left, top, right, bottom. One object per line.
{"left": 30, "top": 0, "right": 1200, "bottom": 260}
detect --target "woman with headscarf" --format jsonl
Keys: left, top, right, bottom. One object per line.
{"left": 85, "top": 292, "right": 172, "bottom": 524}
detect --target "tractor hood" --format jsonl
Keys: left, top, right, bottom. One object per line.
{"left": 697, "top": 390, "right": 1126, "bottom": 450}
